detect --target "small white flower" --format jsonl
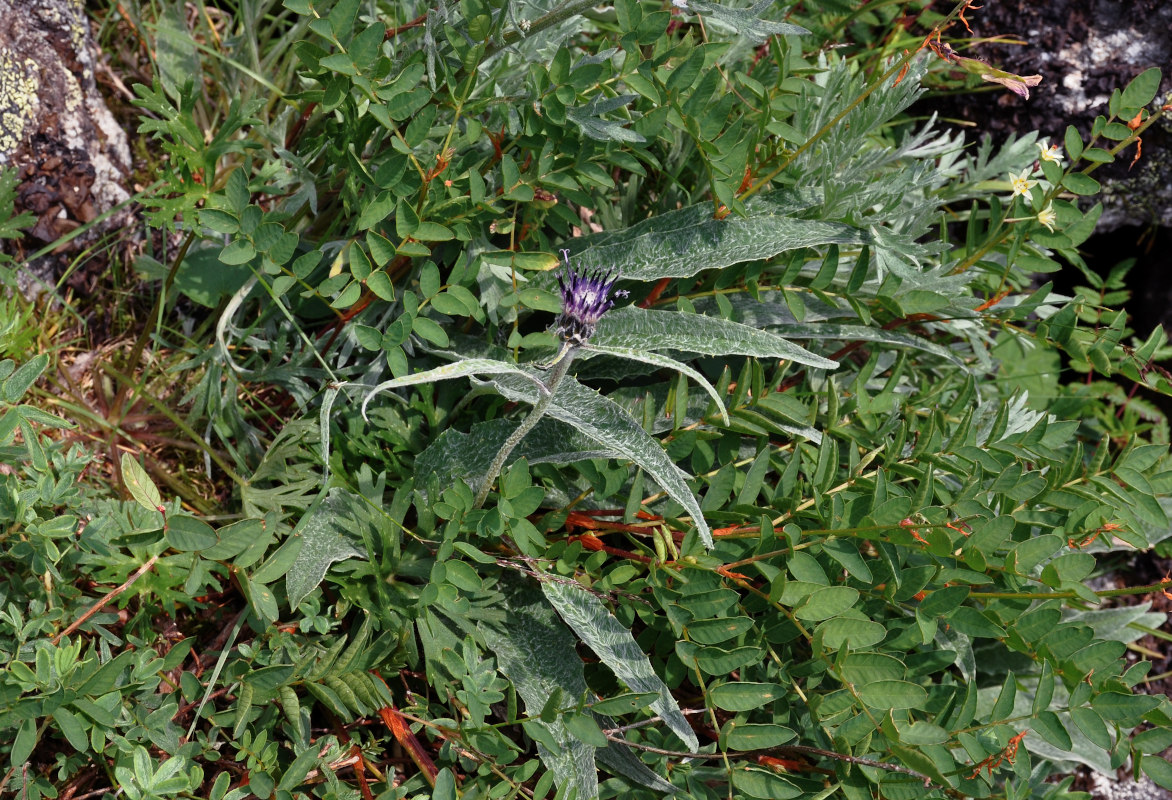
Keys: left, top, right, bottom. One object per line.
{"left": 519, "top": 18, "right": 531, "bottom": 31}
{"left": 1036, "top": 203, "right": 1057, "bottom": 232}
{"left": 1036, "top": 140, "right": 1065, "bottom": 166}
{"left": 1008, "top": 168, "right": 1038, "bottom": 199}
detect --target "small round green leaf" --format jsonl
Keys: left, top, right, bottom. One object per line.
{"left": 1144, "top": 756, "right": 1172, "bottom": 791}
{"left": 794, "top": 586, "right": 859, "bottom": 621}
{"left": 564, "top": 712, "right": 607, "bottom": 747}
{"left": 219, "top": 239, "right": 256, "bottom": 265}
{"left": 686, "top": 616, "right": 755, "bottom": 645}
{"left": 857, "top": 680, "right": 928, "bottom": 710}
{"left": 840, "top": 652, "right": 906, "bottom": 684}
{"left": 166, "top": 514, "right": 218, "bottom": 551}
{"left": 1031, "top": 710, "right": 1073, "bottom": 750}
{"left": 725, "top": 723, "right": 797, "bottom": 750}
{"left": 1093, "top": 691, "right": 1161, "bottom": 724}
{"left": 412, "top": 315, "right": 450, "bottom": 346}
{"left": 120, "top": 453, "right": 163, "bottom": 513}
{"left": 366, "top": 270, "right": 395, "bottom": 301}
{"left": 590, "top": 692, "right": 660, "bottom": 716}
{"left": 444, "top": 560, "right": 482, "bottom": 592}
{"left": 1062, "top": 173, "right": 1101, "bottom": 196}
{"left": 689, "top": 644, "right": 764, "bottom": 675}
{"left": 517, "top": 287, "right": 562, "bottom": 313}
{"left": 898, "top": 721, "right": 949, "bottom": 745}
{"left": 330, "top": 280, "right": 363, "bottom": 309}
{"left": 730, "top": 767, "right": 802, "bottom": 799}
{"left": 52, "top": 706, "right": 90, "bottom": 752}
{"left": 11, "top": 717, "right": 36, "bottom": 764}
{"left": 816, "top": 617, "right": 886, "bottom": 650}
{"left": 709, "top": 682, "right": 785, "bottom": 712}
{"left": 1120, "top": 67, "right": 1162, "bottom": 109}
{"left": 247, "top": 577, "right": 280, "bottom": 622}
{"left": 1071, "top": 706, "right": 1111, "bottom": 749}
{"left": 200, "top": 209, "right": 239, "bottom": 234}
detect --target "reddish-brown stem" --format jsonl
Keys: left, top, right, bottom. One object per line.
{"left": 52, "top": 554, "right": 160, "bottom": 644}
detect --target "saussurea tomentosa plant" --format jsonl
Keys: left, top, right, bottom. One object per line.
{"left": 5, "top": 1, "right": 1172, "bottom": 799}
{"left": 356, "top": 247, "right": 837, "bottom": 538}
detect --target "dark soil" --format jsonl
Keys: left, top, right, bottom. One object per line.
{"left": 911, "top": 0, "right": 1172, "bottom": 327}
{"left": 927, "top": 0, "right": 1171, "bottom": 132}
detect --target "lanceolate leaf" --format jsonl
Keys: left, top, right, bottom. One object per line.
{"left": 360, "top": 359, "right": 549, "bottom": 419}
{"left": 482, "top": 588, "right": 598, "bottom": 800}
{"left": 319, "top": 383, "right": 340, "bottom": 481}
{"left": 563, "top": 200, "right": 870, "bottom": 282}
{"left": 542, "top": 578, "right": 700, "bottom": 752}
{"left": 767, "top": 323, "right": 967, "bottom": 366}
{"left": 285, "top": 490, "right": 368, "bottom": 609}
{"left": 584, "top": 343, "right": 730, "bottom": 424}
{"left": 482, "top": 580, "right": 678, "bottom": 797}
{"left": 487, "top": 371, "right": 713, "bottom": 548}
{"left": 415, "top": 418, "right": 620, "bottom": 499}
{"left": 594, "top": 305, "right": 838, "bottom": 369}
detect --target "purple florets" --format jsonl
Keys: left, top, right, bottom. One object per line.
{"left": 554, "top": 250, "right": 627, "bottom": 346}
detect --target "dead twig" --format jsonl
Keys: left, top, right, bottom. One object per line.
{"left": 52, "top": 554, "right": 159, "bottom": 644}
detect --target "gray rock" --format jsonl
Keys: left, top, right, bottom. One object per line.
{"left": 0, "top": 0, "right": 131, "bottom": 248}
{"left": 1091, "top": 773, "right": 1172, "bottom": 800}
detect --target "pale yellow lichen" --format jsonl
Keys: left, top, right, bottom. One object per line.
{"left": 0, "top": 54, "right": 40, "bottom": 163}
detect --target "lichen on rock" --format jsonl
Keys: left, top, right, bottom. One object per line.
{"left": 0, "top": 0, "right": 131, "bottom": 251}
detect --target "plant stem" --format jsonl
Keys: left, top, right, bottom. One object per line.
{"left": 474, "top": 349, "right": 575, "bottom": 508}
{"left": 487, "top": 0, "right": 600, "bottom": 57}
{"left": 100, "top": 364, "right": 247, "bottom": 487}
{"left": 52, "top": 554, "right": 160, "bottom": 644}
{"left": 110, "top": 230, "right": 196, "bottom": 422}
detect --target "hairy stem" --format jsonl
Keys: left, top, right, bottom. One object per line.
{"left": 474, "top": 349, "right": 575, "bottom": 508}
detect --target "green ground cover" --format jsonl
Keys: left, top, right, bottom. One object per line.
{"left": 2, "top": 1, "right": 1172, "bottom": 798}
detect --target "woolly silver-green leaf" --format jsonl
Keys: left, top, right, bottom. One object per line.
{"left": 485, "top": 371, "right": 712, "bottom": 548}
{"left": 359, "top": 359, "right": 548, "bottom": 419}
{"left": 584, "top": 343, "right": 730, "bottom": 424}
{"left": 594, "top": 305, "right": 838, "bottom": 369}
{"left": 562, "top": 200, "right": 868, "bottom": 282}
{"left": 542, "top": 578, "right": 700, "bottom": 752}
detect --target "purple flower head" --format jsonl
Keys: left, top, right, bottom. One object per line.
{"left": 554, "top": 249, "right": 627, "bottom": 346}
